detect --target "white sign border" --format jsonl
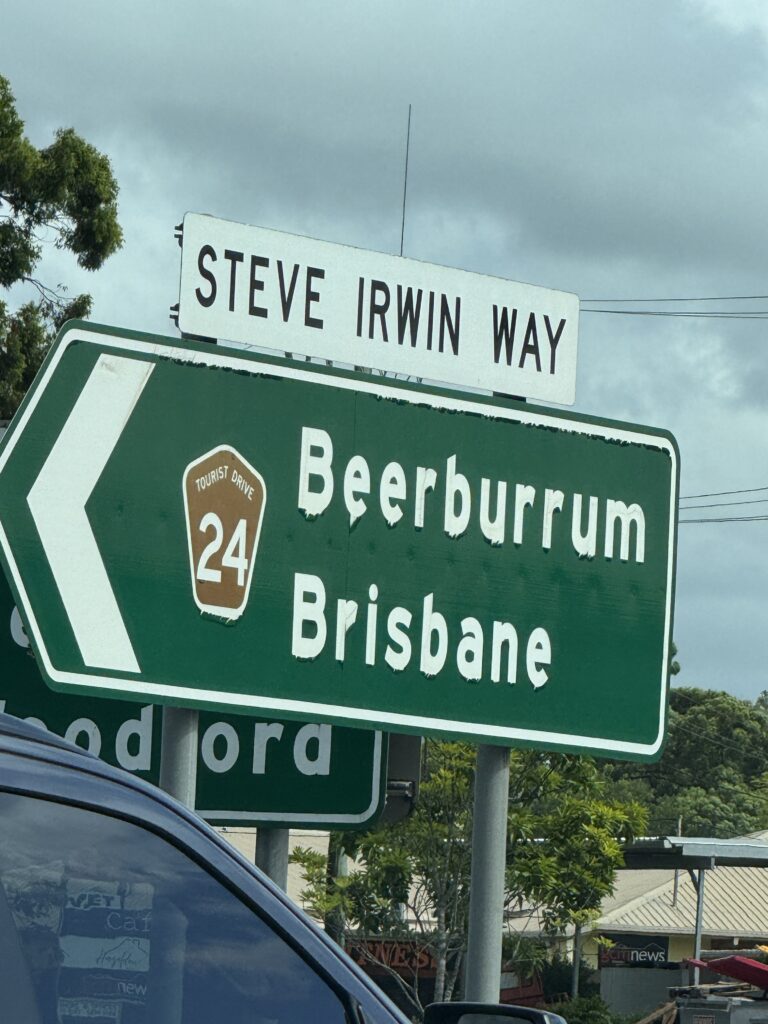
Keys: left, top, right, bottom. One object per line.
{"left": 0, "top": 326, "right": 678, "bottom": 758}
{"left": 198, "top": 730, "right": 385, "bottom": 827}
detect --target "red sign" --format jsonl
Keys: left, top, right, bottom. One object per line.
{"left": 348, "top": 940, "right": 437, "bottom": 977}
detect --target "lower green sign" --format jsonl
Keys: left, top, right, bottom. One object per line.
{"left": 0, "top": 573, "right": 385, "bottom": 828}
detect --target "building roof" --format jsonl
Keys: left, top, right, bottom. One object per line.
{"left": 624, "top": 834, "right": 768, "bottom": 870}
{"left": 506, "top": 833, "right": 768, "bottom": 942}
{"left": 600, "top": 865, "right": 768, "bottom": 938}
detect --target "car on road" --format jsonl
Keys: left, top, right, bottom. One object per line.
{"left": 0, "top": 711, "right": 565, "bottom": 1024}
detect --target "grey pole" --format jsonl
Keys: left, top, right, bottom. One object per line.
{"left": 255, "top": 828, "right": 290, "bottom": 891}
{"left": 159, "top": 706, "right": 198, "bottom": 808}
{"left": 399, "top": 104, "right": 412, "bottom": 257}
{"left": 692, "top": 868, "right": 706, "bottom": 986}
{"left": 464, "top": 743, "right": 510, "bottom": 1003}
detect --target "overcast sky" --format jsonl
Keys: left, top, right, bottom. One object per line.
{"left": 2, "top": 0, "right": 767, "bottom": 702}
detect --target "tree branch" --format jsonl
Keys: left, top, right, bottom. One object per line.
{"left": 348, "top": 941, "right": 425, "bottom": 1018}
{"left": 20, "top": 277, "right": 70, "bottom": 309}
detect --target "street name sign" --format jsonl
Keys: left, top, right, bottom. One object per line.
{"left": 0, "top": 568, "right": 386, "bottom": 827}
{"left": 177, "top": 213, "right": 580, "bottom": 405}
{"left": 0, "top": 322, "right": 678, "bottom": 759}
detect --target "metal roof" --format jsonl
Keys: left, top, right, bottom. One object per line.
{"left": 600, "top": 864, "right": 768, "bottom": 938}
{"left": 624, "top": 835, "right": 768, "bottom": 870}
{"left": 505, "top": 835, "right": 768, "bottom": 941}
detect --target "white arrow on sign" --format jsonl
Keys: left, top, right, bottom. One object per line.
{"left": 27, "top": 354, "right": 154, "bottom": 673}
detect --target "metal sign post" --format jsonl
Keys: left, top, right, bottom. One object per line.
{"left": 465, "top": 744, "right": 511, "bottom": 1002}
{"left": 255, "top": 828, "right": 290, "bottom": 891}
{"left": 159, "top": 705, "right": 198, "bottom": 808}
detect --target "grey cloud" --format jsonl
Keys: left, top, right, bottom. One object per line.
{"left": 2, "top": 0, "right": 768, "bottom": 699}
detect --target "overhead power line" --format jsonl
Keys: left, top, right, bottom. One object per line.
{"left": 680, "top": 485, "right": 768, "bottom": 500}
{"left": 678, "top": 515, "right": 768, "bottom": 524}
{"left": 580, "top": 309, "right": 768, "bottom": 319}
{"left": 673, "top": 719, "right": 765, "bottom": 759}
{"left": 581, "top": 294, "right": 768, "bottom": 303}
{"left": 580, "top": 290, "right": 768, "bottom": 318}
{"left": 679, "top": 497, "right": 768, "bottom": 511}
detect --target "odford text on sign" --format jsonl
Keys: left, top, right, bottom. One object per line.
{"left": 178, "top": 213, "right": 579, "bottom": 404}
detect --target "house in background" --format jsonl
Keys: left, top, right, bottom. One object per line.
{"left": 219, "top": 827, "right": 768, "bottom": 1016}
{"left": 593, "top": 860, "right": 768, "bottom": 1015}
{"left": 508, "top": 833, "right": 768, "bottom": 1016}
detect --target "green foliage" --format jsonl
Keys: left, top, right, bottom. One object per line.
{"left": 290, "top": 846, "right": 348, "bottom": 922}
{"left": 546, "top": 994, "right": 619, "bottom": 1024}
{"left": 650, "top": 769, "right": 768, "bottom": 837}
{"left": 669, "top": 641, "right": 680, "bottom": 677}
{"left": 540, "top": 954, "right": 599, "bottom": 1000}
{"left": 294, "top": 742, "right": 645, "bottom": 1017}
{"left": 662, "top": 688, "right": 768, "bottom": 790}
{"left": 0, "top": 74, "right": 121, "bottom": 418}
{"left": 343, "top": 741, "right": 474, "bottom": 943}
{"left": 604, "top": 686, "right": 768, "bottom": 837}
{"left": 507, "top": 753, "right": 647, "bottom": 933}
{"left": 0, "top": 295, "right": 91, "bottom": 419}
{"left": 501, "top": 936, "right": 550, "bottom": 983}
{"left": 293, "top": 742, "right": 475, "bottom": 1016}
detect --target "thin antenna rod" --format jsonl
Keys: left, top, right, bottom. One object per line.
{"left": 399, "top": 104, "right": 412, "bottom": 257}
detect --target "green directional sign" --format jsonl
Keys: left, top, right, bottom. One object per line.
{"left": 0, "top": 321, "right": 678, "bottom": 759}
{"left": 0, "top": 570, "right": 385, "bottom": 827}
